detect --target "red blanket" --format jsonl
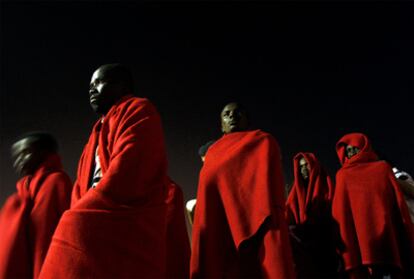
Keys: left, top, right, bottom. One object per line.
{"left": 190, "top": 130, "right": 295, "bottom": 279}
{"left": 166, "top": 180, "right": 191, "bottom": 279}
{"left": 0, "top": 154, "right": 72, "bottom": 279}
{"left": 40, "top": 96, "right": 169, "bottom": 278}
{"left": 333, "top": 133, "right": 414, "bottom": 276}
{"left": 286, "top": 152, "right": 334, "bottom": 225}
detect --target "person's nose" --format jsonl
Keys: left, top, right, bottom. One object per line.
{"left": 89, "top": 83, "right": 98, "bottom": 95}
{"left": 229, "top": 111, "right": 239, "bottom": 120}
{"left": 13, "top": 154, "right": 22, "bottom": 169}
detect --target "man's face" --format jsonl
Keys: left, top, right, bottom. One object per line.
{"left": 11, "top": 138, "right": 42, "bottom": 177}
{"left": 346, "top": 145, "right": 360, "bottom": 159}
{"left": 299, "top": 157, "right": 310, "bottom": 180}
{"left": 220, "top": 103, "right": 249, "bottom": 134}
{"left": 89, "top": 68, "right": 124, "bottom": 115}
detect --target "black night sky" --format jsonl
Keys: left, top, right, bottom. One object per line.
{"left": 1, "top": 1, "right": 414, "bottom": 205}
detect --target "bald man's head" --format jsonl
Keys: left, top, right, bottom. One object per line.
{"left": 89, "top": 63, "right": 134, "bottom": 115}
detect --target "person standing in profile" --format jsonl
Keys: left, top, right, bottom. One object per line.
{"left": 332, "top": 132, "right": 414, "bottom": 278}
{"left": 165, "top": 177, "right": 191, "bottom": 279}
{"left": 190, "top": 102, "right": 295, "bottom": 279}
{"left": 0, "top": 132, "right": 72, "bottom": 279}
{"left": 40, "top": 64, "right": 172, "bottom": 278}
{"left": 186, "top": 140, "right": 216, "bottom": 226}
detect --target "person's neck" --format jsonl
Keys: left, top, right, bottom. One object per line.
{"left": 302, "top": 178, "right": 309, "bottom": 189}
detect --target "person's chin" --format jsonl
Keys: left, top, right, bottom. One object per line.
{"left": 18, "top": 168, "right": 29, "bottom": 178}
{"left": 90, "top": 102, "right": 100, "bottom": 113}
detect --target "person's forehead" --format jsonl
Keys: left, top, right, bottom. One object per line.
{"left": 12, "top": 138, "right": 34, "bottom": 154}
{"left": 222, "top": 103, "right": 240, "bottom": 113}
{"left": 91, "top": 68, "right": 104, "bottom": 81}
{"left": 299, "top": 157, "right": 307, "bottom": 165}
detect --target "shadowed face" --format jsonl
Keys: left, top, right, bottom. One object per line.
{"left": 220, "top": 103, "right": 249, "bottom": 134}
{"left": 89, "top": 67, "right": 126, "bottom": 115}
{"left": 346, "top": 145, "right": 360, "bottom": 159}
{"left": 11, "top": 138, "right": 44, "bottom": 177}
{"left": 299, "top": 157, "right": 310, "bottom": 180}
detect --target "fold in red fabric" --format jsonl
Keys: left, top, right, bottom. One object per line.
{"left": 166, "top": 180, "right": 191, "bottom": 279}
{"left": 0, "top": 154, "right": 72, "bottom": 279}
{"left": 286, "top": 152, "right": 334, "bottom": 225}
{"left": 332, "top": 133, "right": 414, "bottom": 276}
{"left": 39, "top": 96, "right": 169, "bottom": 279}
{"left": 190, "top": 130, "right": 295, "bottom": 279}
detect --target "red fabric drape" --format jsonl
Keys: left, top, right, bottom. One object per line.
{"left": 39, "top": 96, "right": 169, "bottom": 279}
{"left": 166, "top": 180, "right": 191, "bottom": 279}
{"left": 190, "top": 130, "right": 295, "bottom": 279}
{"left": 286, "top": 152, "right": 334, "bottom": 225}
{"left": 332, "top": 133, "right": 414, "bottom": 276}
{"left": 0, "top": 154, "right": 72, "bottom": 279}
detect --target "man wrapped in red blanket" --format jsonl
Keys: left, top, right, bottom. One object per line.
{"left": 286, "top": 152, "right": 339, "bottom": 278}
{"left": 190, "top": 102, "right": 295, "bottom": 279}
{"left": 332, "top": 133, "right": 414, "bottom": 278}
{"left": 40, "top": 64, "right": 174, "bottom": 278}
{"left": 0, "top": 132, "right": 72, "bottom": 279}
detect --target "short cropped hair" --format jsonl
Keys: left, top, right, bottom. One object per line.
{"left": 14, "top": 131, "right": 59, "bottom": 153}
{"left": 198, "top": 140, "right": 216, "bottom": 157}
{"left": 100, "top": 63, "right": 134, "bottom": 91}
{"left": 220, "top": 101, "right": 250, "bottom": 122}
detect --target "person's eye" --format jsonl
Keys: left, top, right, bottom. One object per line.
{"left": 400, "top": 175, "right": 408, "bottom": 180}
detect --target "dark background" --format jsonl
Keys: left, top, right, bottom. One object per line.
{"left": 1, "top": 1, "right": 414, "bottom": 205}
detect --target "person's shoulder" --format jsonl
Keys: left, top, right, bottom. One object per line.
{"left": 121, "top": 96, "right": 153, "bottom": 109}
{"left": 365, "top": 160, "right": 392, "bottom": 172}
{"left": 251, "top": 129, "right": 279, "bottom": 145}
{"left": 247, "top": 129, "right": 271, "bottom": 139}
{"left": 32, "top": 170, "right": 72, "bottom": 199}
{"left": 41, "top": 171, "right": 72, "bottom": 189}
{"left": 336, "top": 164, "right": 351, "bottom": 178}
{"left": 337, "top": 160, "right": 391, "bottom": 177}
{"left": 128, "top": 96, "right": 150, "bottom": 104}
{"left": 116, "top": 96, "right": 158, "bottom": 116}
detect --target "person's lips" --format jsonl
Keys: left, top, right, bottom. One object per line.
{"left": 90, "top": 94, "right": 99, "bottom": 102}
{"left": 13, "top": 159, "right": 24, "bottom": 174}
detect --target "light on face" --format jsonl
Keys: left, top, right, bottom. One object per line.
{"left": 346, "top": 145, "right": 360, "bottom": 159}
{"left": 220, "top": 103, "right": 248, "bottom": 134}
{"left": 299, "top": 157, "right": 310, "bottom": 180}
{"left": 11, "top": 138, "right": 36, "bottom": 176}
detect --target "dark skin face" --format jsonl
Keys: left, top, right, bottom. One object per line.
{"left": 346, "top": 145, "right": 360, "bottom": 159}
{"left": 11, "top": 138, "right": 46, "bottom": 177}
{"left": 220, "top": 103, "right": 249, "bottom": 134}
{"left": 89, "top": 66, "right": 128, "bottom": 115}
{"left": 299, "top": 157, "right": 310, "bottom": 181}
